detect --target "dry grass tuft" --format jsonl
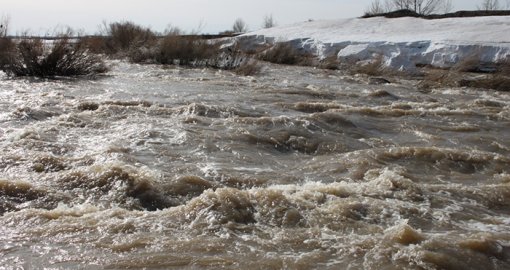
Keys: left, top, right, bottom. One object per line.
{"left": 452, "top": 52, "right": 491, "bottom": 73}
{"left": 318, "top": 56, "right": 339, "bottom": 70}
{"left": 350, "top": 55, "right": 393, "bottom": 77}
{"left": 234, "top": 59, "right": 261, "bottom": 76}
{"left": 459, "top": 76, "right": 510, "bottom": 91}
{"left": 496, "top": 58, "right": 510, "bottom": 74}
{"left": 418, "top": 69, "right": 457, "bottom": 90}
{"left": 419, "top": 56, "right": 510, "bottom": 92}
{"left": 257, "top": 43, "right": 313, "bottom": 66}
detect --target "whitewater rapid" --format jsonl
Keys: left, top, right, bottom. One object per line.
{"left": 1, "top": 62, "right": 509, "bottom": 269}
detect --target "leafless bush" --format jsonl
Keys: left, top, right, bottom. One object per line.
{"left": 348, "top": 54, "right": 415, "bottom": 79}
{"left": 461, "top": 57, "right": 510, "bottom": 91}
{"left": 129, "top": 31, "right": 245, "bottom": 69}
{"left": 263, "top": 14, "right": 276, "bottom": 28}
{"left": 452, "top": 51, "right": 509, "bottom": 74}
{"left": 364, "top": 0, "right": 392, "bottom": 16}
{"left": 365, "top": 0, "right": 448, "bottom": 16}
{"left": 352, "top": 55, "right": 386, "bottom": 76}
{"left": 234, "top": 59, "right": 261, "bottom": 76}
{"left": 390, "top": 0, "right": 444, "bottom": 15}
{"left": 419, "top": 56, "right": 510, "bottom": 91}
{"left": 0, "top": 37, "right": 16, "bottom": 69}
{"left": 80, "top": 36, "right": 108, "bottom": 54}
{"left": 0, "top": 35, "right": 108, "bottom": 77}
{"left": 452, "top": 52, "right": 486, "bottom": 73}
{"left": 459, "top": 76, "right": 510, "bottom": 91}
{"left": 441, "top": 0, "right": 454, "bottom": 13}
{"left": 158, "top": 35, "right": 217, "bottom": 65}
{"left": 418, "top": 68, "right": 458, "bottom": 89}
{"left": 496, "top": 57, "right": 510, "bottom": 74}
{"left": 233, "top": 18, "right": 248, "bottom": 33}
{"left": 0, "top": 15, "right": 10, "bottom": 37}
{"left": 257, "top": 43, "right": 313, "bottom": 66}
{"left": 319, "top": 56, "right": 340, "bottom": 70}
{"left": 478, "top": 0, "right": 501, "bottom": 11}
{"left": 101, "top": 21, "right": 156, "bottom": 55}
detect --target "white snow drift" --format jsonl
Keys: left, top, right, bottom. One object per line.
{"left": 238, "top": 16, "right": 510, "bottom": 70}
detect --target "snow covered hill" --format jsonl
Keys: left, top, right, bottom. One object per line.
{"left": 238, "top": 16, "right": 510, "bottom": 70}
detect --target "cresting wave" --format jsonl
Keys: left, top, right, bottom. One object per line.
{"left": 2, "top": 163, "right": 509, "bottom": 268}
{"left": 1, "top": 62, "right": 509, "bottom": 269}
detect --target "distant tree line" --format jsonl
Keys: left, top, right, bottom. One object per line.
{"left": 478, "top": 0, "right": 510, "bottom": 10}
{"left": 365, "top": 0, "right": 453, "bottom": 15}
{"left": 365, "top": 0, "right": 509, "bottom": 16}
{"left": 231, "top": 14, "right": 276, "bottom": 34}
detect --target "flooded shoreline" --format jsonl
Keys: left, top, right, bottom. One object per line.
{"left": 1, "top": 62, "right": 509, "bottom": 269}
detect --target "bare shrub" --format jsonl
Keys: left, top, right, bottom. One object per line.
{"left": 214, "top": 44, "right": 247, "bottom": 70}
{"left": 461, "top": 57, "right": 510, "bottom": 91}
{"left": 1, "top": 35, "right": 108, "bottom": 77}
{"left": 352, "top": 55, "right": 385, "bottom": 76}
{"left": 459, "top": 76, "right": 510, "bottom": 91}
{"left": 390, "top": 0, "right": 444, "bottom": 15}
{"left": 0, "top": 15, "right": 10, "bottom": 37}
{"left": 418, "top": 68, "right": 458, "bottom": 89}
{"left": 365, "top": 0, "right": 447, "bottom": 16}
{"left": 263, "top": 14, "right": 276, "bottom": 29}
{"left": 348, "top": 54, "right": 415, "bottom": 79}
{"left": 441, "top": 0, "right": 454, "bottom": 13}
{"left": 452, "top": 51, "right": 509, "bottom": 74}
{"left": 365, "top": 0, "right": 391, "bottom": 16}
{"left": 453, "top": 52, "right": 485, "bottom": 73}
{"left": 127, "top": 45, "right": 157, "bottom": 64}
{"left": 80, "top": 36, "right": 108, "bottom": 54}
{"left": 0, "top": 37, "right": 16, "bottom": 69}
{"left": 257, "top": 43, "right": 313, "bottom": 66}
{"left": 233, "top": 18, "right": 248, "bottom": 33}
{"left": 128, "top": 32, "right": 244, "bottom": 69}
{"left": 234, "top": 59, "right": 261, "bottom": 76}
{"left": 420, "top": 57, "right": 510, "bottom": 91}
{"left": 158, "top": 35, "right": 217, "bottom": 65}
{"left": 478, "top": 0, "right": 501, "bottom": 11}
{"left": 319, "top": 56, "right": 340, "bottom": 70}
{"left": 496, "top": 57, "right": 510, "bottom": 74}
{"left": 102, "top": 21, "right": 156, "bottom": 55}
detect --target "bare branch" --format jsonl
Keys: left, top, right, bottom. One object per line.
{"left": 233, "top": 18, "right": 248, "bottom": 33}
{"left": 367, "top": 0, "right": 451, "bottom": 15}
{"left": 478, "top": 0, "right": 501, "bottom": 10}
{"left": 263, "top": 14, "right": 276, "bottom": 29}
{"left": 0, "top": 14, "right": 10, "bottom": 37}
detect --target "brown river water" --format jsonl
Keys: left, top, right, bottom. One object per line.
{"left": 1, "top": 61, "right": 509, "bottom": 269}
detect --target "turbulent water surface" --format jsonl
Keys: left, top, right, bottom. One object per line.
{"left": 1, "top": 62, "right": 509, "bottom": 269}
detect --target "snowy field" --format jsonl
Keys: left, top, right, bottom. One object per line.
{"left": 238, "top": 16, "right": 510, "bottom": 70}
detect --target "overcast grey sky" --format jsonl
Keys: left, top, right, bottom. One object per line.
{"left": 0, "top": 0, "right": 499, "bottom": 35}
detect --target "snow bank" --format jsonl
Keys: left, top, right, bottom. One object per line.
{"left": 238, "top": 16, "right": 510, "bottom": 70}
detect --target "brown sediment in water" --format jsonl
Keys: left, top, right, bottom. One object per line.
{"left": 0, "top": 62, "right": 509, "bottom": 269}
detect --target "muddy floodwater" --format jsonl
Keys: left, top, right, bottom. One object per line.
{"left": 1, "top": 62, "right": 509, "bottom": 269}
